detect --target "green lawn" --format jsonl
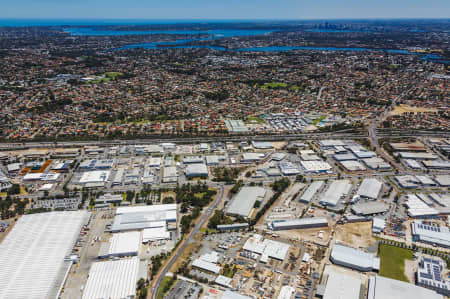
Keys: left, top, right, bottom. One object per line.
{"left": 378, "top": 244, "right": 414, "bottom": 282}
{"left": 246, "top": 116, "right": 264, "bottom": 124}
{"left": 260, "top": 82, "right": 288, "bottom": 89}
{"left": 104, "top": 72, "right": 124, "bottom": 79}
{"left": 157, "top": 276, "right": 176, "bottom": 299}
{"left": 88, "top": 77, "right": 111, "bottom": 84}
{"left": 200, "top": 227, "right": 217, "bottom": 234}
{"left": 312, "top": 115, "right": 326, "bottom": 125}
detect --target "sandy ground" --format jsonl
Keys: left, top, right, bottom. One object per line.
{"left": 404, "top": 259, "right": 416, "bottom": 284}
{"left": 388, "top": 104, "right": 438, "bottom": 116}
{"left": 271, "top": 141, "right": 287, "bottom": 150}
{"left": 277, "top": 226, "right": 332, "bottom": 246}
{"left": 334, "top": 222, "right": 376, "bottom": 248}
{"left": 5, "top": 148, "right": 50, "bottom": 157}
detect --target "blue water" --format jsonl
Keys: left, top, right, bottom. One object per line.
{"left": 116, "top": 43, "right": 449, "bottom": 64}
{"left": 117, "top": 43, "right": 412, "bottom": 54}
{"left": 0, "top": 20, "right": 447, "bottom": 64}
{"left": 64, "top": 27, "right": 274, "bottom": 37}
{"left": 305, "top": 29, "right": 372, "bottom": 33}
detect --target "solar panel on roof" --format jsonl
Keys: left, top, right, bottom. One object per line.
{"left": 420, "top": 272, "right": 433, "bottom": 279}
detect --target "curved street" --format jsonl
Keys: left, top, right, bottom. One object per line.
{"left": 149, "top": 183, "right": 224, "bottom": 299}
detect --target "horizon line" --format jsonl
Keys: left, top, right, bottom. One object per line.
{"left": 1, "top": 17, "right": 449, "bottom": 21}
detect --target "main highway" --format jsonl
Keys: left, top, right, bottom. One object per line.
{"left": 148, "top": 183, "right": 225, "bottom": 299}
{"left": 1, "top": 130, "right": 449, "bottom": 150}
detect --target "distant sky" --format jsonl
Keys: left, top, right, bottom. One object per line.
{"left": 1, "top": 0, "right": 450, "bottom": 20}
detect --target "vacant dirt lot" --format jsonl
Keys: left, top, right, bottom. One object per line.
{"left": 277, "top": 226, "right": 332, "bottom": 246}
{"left": 334, "top": 221, "right": 375, "bottom": 248}
{"left": 389, "top": 104, "right": 438, "bottom": 116}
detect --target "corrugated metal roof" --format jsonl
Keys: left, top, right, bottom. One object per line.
{"left": 108, "top": 232, "right": 141, "bottom": 256}
{"left": 357, "top": 178, "right": 382, "bottom": 199}
{"left": 82, "top": 257, "right": 140, "bottom": 299}
{"left": 0, "top": 211, "right": 88, "bottom": 299}
{"left": 227, "top": 186, "right": 266, "bottom": 218}
{"left": 300, "top": 181, "right": 324, "bottom": 202}
{"left": 192, "top": 258, "right": 221, "bottom": 274}
{"left": 320, "top": 180, "right": 352, "bottom": 206}
{"left": 368, "top": 275, "right": 443, "bottom": 299}
{"left": 323, "top": 271, "right": 361, "bottom": 299}
{"left": 330, "top": 243, "right": 379, "bottom": 271}
{"left": 270, "top": 217, "right": 328, "bottom": 229}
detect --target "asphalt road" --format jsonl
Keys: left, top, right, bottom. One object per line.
{"left": 1, "top": 129, "right": 449, "bottom": 152}
{"left": 368, "top": 88, "right": 412, "bottom": 171}
{"left": 149, "top": 183, "right": 225, "bottom": 299}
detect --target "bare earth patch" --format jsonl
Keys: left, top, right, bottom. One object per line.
{"left": 389, "top": 104, "right": 438, "bottom": 116}
{"left": 334, "top": 222, "right": 375, "bottom": 248}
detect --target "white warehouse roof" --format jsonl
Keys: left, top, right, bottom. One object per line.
{"left": 411, "top": 221, "right": 450, "bottom": 248}
{"left": 278, "top": 286, "right": 295, "bottom": 299}
{"left": 300, "top": 181, "right": 324, "bottom": 203}
{"left": 330, "top": 243, "right": 380, "bottom": 272}
{"left": 108, "top": 231, "right": 141, "bottom": 257}
{"left": 227, "top": 186, "right": 266, "bottom": 218}
{"left": 185, "top": 163, "right": 209, "bottom": 177}
{"left": 116, "top": 204, "right": 176, "bottom": 215}
{"left": 222, "top": 290, "right": 252, "bottom": 299}
{"left": 405, "top": 194, "right": 439, "bottom": 217}
{"left": 112, "top": 210, "right": 176, "bottom": 232}
{"left": 269, "top": 217, "right": 328, "bottom": 230}
{"left": 357, "top": 178, "right": 383, "bottom": 199}
{"left": 215, "top": 275, "right": 233, "bottom": 288}
{"left": 79, "top": 170, "right": 110, "bottom": 184}
{"left": 192, "top": 258, "right": 221, "bottom": 274}
{"left": 243, "top": 234, "right": 290, "bottom": 261}
{"left": 112, "top": 204, "right": 177, "bottom": 232}
{"left": 82, "top": 257, "right": 141, "bottom": 299}
{"left": 323, "top": 271, "right": 361, "bottom": 299}
{"left": 142, "top": 226, "right": 170, "bottom": 243}
{"left": 368, "top": 275, "right": 443, "bottom": 299}
{"left": 300, "top": 160, "right": 332, "bottom": 172}
{"left": 0, "top": 211, "right": 88, "bottom": 299}
{"left": 320, "top": 180, "right": 352, "bottom": 206}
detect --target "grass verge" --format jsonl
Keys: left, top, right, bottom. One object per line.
{"left": 378, "top": 244, "right": 414, "bottom": 282}
{"left": 157, "top": 276, "right": 176, "bottom": 299}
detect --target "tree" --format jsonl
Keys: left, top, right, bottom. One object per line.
{"left": 208, "top": 210, "right": 233, "bottom": 229}
{"left": 7, "top": 184, "right": 20, "bottom": 195}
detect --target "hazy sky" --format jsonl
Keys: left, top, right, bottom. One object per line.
{"left": 2, "top": 0, "right": 450, "bottom": 20}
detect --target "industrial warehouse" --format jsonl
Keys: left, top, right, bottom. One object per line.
{"left": 98, "top": 231, "right": 141, "bottom": 258}
{"left": 356, "top": 178, "right": 383, "bottom": 200}
{"left": 82, "top": 257, "right": 145, "bottom": 299}
{"left": 0, "top": 211, "right": 89, "bottom": 299}
{"left": 111, "top": 204, "right": 177, "bottom": 232}
{"left": 330, "top": 243, "right": 380, "bottom": 272}
{"left": 0, "top": 136, "right": 448, "bottom": 299}
{"left": 268, "top": 217, "right": 328, "bottom": 231}
{"left": 319, "top": 180, "right": 352, "bottom": 207}
{"left": 226, "top": 186, "right": 267, "bottom": 218}
{"left": 242, "top": 234, "right": 290, "bottom": 263}
{"left": 411, "top": 221, "right": 450, "bottom": 248}
{"left": 368, "top": 275, "right": 443, "bottom": 299}
{"left": 299, "top": 181, "right": 324, "bottom": 203}
{"left": 322, "top": 271, "right": 361, "bottom": 299}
